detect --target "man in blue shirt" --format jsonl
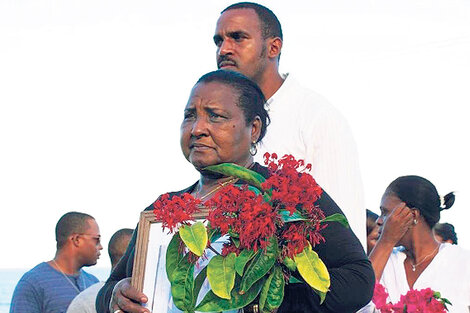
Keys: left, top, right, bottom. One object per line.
{"left": 10, "top": 211, "right": 103, "bottom": 313}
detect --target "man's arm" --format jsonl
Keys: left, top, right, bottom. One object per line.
{"left": 306, "top": 105, "right": 366, "bottom": 248}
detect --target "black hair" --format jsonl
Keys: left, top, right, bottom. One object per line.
{"left": 385, "top": 175, "right": 455, "bottom": 228}
{"left": 108, "top": 228, "right": 134, "bottom": 266}
{"left": 55, "top": 211, "right": 95, "bottom": 250}
{"left": 222, "top": 2, "right": 283, "bottom": 41}
{"left": 196, "top": 70, "right": 270, "bottom": 143}
{"left": 433, "top": 222, "right": 458, "bottom": 245}
{"left": 366, "top": 209, "right": 379, "bottom": 236}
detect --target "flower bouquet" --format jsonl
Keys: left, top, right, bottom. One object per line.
{"left": 152, "top": 153, "right": 348, "bottom": 313}
{"left": 372, "top": 282, "right": 452, "bottom": 313}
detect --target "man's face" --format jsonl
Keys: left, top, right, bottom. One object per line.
{"left": 214, "top": 8, "right": 268, "bottom": 83}
{"left": 77, "top": 219, "right": 103, "bottom": 267}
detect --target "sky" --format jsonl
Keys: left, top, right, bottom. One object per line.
{"left": 1, "top": 0, "right": 469, "bottom": 269}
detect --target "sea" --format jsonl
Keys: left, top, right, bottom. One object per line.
{"left": 0, "top": 267, "right": 111, "bottom": 313}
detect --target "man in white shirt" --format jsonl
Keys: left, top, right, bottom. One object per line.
{"left": 213, "top": 2, "right": 366, "bottom": 247}
{"left": 66, "top": 228, "right": 133, "bottom": 313}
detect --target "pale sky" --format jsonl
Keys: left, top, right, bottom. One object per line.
{"left": 1, "top": 0, "right": 469, "bottom": 269}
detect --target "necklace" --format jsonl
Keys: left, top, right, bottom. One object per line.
{"left": 197, "top": 177, "right": 239, "bottom": 201}
{"left": 52, "top": 260, "right": 84, "bottom": 294}
{"left": 410, "top": 244, "right": 441, "bottom": 272}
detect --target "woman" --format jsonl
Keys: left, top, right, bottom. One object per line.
{"left": 366, "top": 209, "right": 379, "bottom": 255}
{"left": 368, "top": 175, "right": 470, "bottom": 312}
{"left": 96, "top": 70, "right": 374, "bottom": 313}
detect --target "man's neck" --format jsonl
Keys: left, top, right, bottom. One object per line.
{"left": 51, "top": 252, "right": 81, "bottom": 275}
{"left": 257, "top": 68, "right": 285, "bottom": 100}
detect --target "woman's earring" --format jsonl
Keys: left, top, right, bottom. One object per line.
{"left": 413, "top": 219, "right": 418, "bottom": 225}
{"left": 250, "top": 141, "right": 257, "bottom": 156}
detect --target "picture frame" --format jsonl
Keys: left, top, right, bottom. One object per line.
{"left": 131, "top": 210, "right": 209, "bottom": 312}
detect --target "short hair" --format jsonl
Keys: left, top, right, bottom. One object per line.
{"left": 108, "top": 228, "right": 134, "bottom": 266}
{"left": 366, "top": 209, "right": 379, "bottom": 236}
{"left": 222, "top": 2, "right": 283, "bottom": 41}
{"left": 196, "top": 70, "right": 270, "bottom": 143}
{"left": 385, "top": 175, "right": 455, "bottom": 228}
{"left": 433, "top": 222, "right": 458, "bottom": 245}
{"left": 55, "top": 211, "right": 95, "bottom": 249}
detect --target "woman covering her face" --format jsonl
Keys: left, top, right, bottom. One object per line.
{"left": 364, "top": 176, "right": 470, "bottom": 313}
{"left": 96, "top": 70, "right": 374, "bottom": 313}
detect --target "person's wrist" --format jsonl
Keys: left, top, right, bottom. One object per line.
{"left": 376, "top": 237, "right": 396, "bottom": 250}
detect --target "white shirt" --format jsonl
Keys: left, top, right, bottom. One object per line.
{"left": 66, "top": 281, "right": 104, "bottom": 313}
{"left": 255, "top": 74, "right": 366, "bottom": 248}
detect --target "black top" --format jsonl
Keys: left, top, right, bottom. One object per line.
{"left": 96, "top": 163, "right": 374, "bottom": 313}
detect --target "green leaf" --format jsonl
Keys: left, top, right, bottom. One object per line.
{"left": 232, "top": 237, "right": 240, "bottom": 248}
{"left": 192, "top": 266, "right": 208, "bottom": 307}
{"left": 282, "top": 256, "right": 296, "bottom": 272}
{"left": 320, "top": 213, "right": 349, "bottom": 228}
{"left": 235, "top": 249, "right": 256, "bottom": 276}
{"left": 208, "top": 228, "right": 222, "bottom": 243}
{"left": 166, "top": 233, "right": 183, "bottom": 282}
{"left": 288, "top": 276, "right": 303, "bottom": 284}
{"left": 207, "top": 253, "right": 237, "bottom": 300}
{"left": 294, "top": 243, "right": 330, "bottom": 295}
{"left": 259, "top": 266, "right": 284, "bottom": 312}
{"left": 314, "top": 290, "right": 327, "bottom": 304}
{"left": 247, "top": 185, "right": 263, "bottom": 195}
{"left": 279, "top": 209, "right": 308, "bottom": 223}
{"left": 195, "top": 276, "right": 266, "bottom": 312}
{"left": 170, "top": 253, "right": 195, "bottom": 311}
{"left": 179, "top": 222, "right": 208, "bottom": 256}
{"left": 204, "top": 163, "right": 266, "bottom": 191}
{"left": 240, "top": 236, "right": 279, "bottom": 294}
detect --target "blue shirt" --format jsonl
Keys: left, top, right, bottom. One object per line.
{"left": 10, "top": 262, "right": 99, "bottom": 313}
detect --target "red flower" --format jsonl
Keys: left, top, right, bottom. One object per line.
{"left": 262, "top": 153, "right": 323, "bottom": 217}
{"left": 206, "top": 185, "right": 280, "bottom": 252}
{"left": 372, "top": 282, "right": 449, "bottom": 313}
{"left": 153, "top": 193, "right": 201, "bottom": 233}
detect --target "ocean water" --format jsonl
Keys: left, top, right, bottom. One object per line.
{"left": 0, "top": 267, "right": 110, "bottom": 313}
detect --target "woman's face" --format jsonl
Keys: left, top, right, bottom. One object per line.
{"left": 180, "top": 81, "right": 260, "bottom": 170}
{"left": 377, "top": 193, "right": 409, "bottom": 247}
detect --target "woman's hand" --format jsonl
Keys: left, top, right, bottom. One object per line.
{"left": 369, "top": 202, "right": 414, "bottom": 280}
{"left": 109, "top": 278, "right": 149, "bottom": 313}
{"left": 379, "top": 202, "right": 414, "bottom": 246}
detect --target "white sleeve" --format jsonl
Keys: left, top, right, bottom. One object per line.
{"left": 304, "top": 104, "right": 366, "bottom": 248}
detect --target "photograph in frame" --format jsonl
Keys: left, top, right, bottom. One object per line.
{"left": 131, "top": 210, "right": 232, "bottom": 312}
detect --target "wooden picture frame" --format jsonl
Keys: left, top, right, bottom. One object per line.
{"left": 131, "top": 210, "right": 209, "bottom": 312}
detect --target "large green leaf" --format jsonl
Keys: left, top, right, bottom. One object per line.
{"left": 192, "top": 266, "right": 208, "bottom": 307}
{"left": 166, "top": 233, "right": 183, "bottom": 282}
{"left": 259, "top": 266, "right": 284, "bottom": 313}
{"left": 207, "top": 253, "right": 237, "bottom": 300}
{"left": 240, "top": 236, "right": 278, "bottom": 294}
{"left": 294, "top": 243, "right": 330, "bottom": 295}
{"left": 171, "top": 254, "right": 195, "bottom": 311}
{"left": 235, "top": 249, "right": 256, "bottom": 276}
{"left": 195, "top": 276, "right": 266, "bottom": 312}
{"left": 204, "top": 163, "right": 266, "bottom": 191}
{"left": 320, "top": 213, "right": 349, "bottom": 228}
{"left": 279, "top": 209, "right": 307, "bottom": 223}
{"left": 179, "top": 222, "right": 208, "bottom": 256}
